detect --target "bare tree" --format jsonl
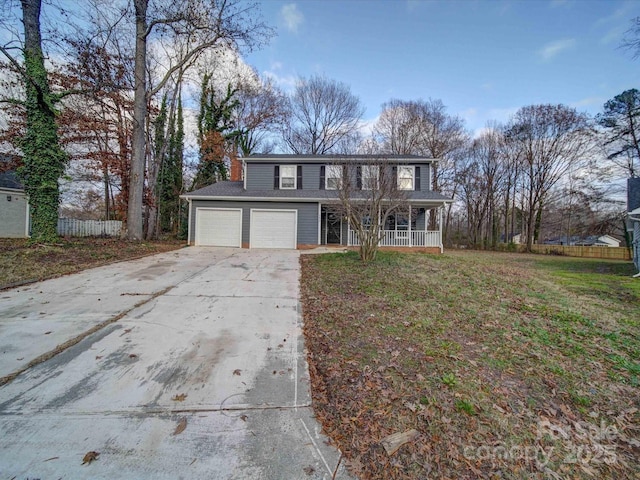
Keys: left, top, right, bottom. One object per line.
{"left": 373, "top": 98, "right": 469, "bottom": 241}
{"left": 500, "top": 128, "right": 524, "bottom": 245}
{"left": 505, "top": 104, "right": 593, "bottom": 251}
{"left": 282, "top": 75, "right": 364, "bottom": 154}
{"left": 332, "top": 157, "right": 409, "bottom": 262}
{"left": 621, "top": 16, "right": 640, "bottom": 58}
{"left": 233, "top": 75, "right": 287, "bottom": 156}
{"left": 457, "top": 126, "right": 506, "bottom": 248}
{"left": 127, "top": 0, "right": 272, "bottom": 240}
{"left": 374, "top": 99, "right": 424, "bottom": 154}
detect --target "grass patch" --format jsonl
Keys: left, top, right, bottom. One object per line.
{"left": 301, "top": 250, "right": 640, "bottom": 480}
{"left": 0, "top": 237, "right": 184, "bottom": 289}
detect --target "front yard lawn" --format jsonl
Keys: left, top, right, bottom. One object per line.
{"left": 0, "top": 237, "right": 184, "bottom": 290}
{"left": 300, "top": 251, "right": 640, "bottom": 480}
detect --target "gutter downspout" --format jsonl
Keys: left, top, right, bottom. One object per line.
{"left": 187, "top": 198, "right": 193, "bottom": 245}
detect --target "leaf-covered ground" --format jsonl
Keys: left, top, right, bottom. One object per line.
{"left": 300, "top": 251, "right": 640, "bottom": 480}
{"left": 0, "top": 237, "right": 184, "bottom": 289}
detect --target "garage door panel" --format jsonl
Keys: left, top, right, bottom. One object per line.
{"left": 196, "top": 208, "right": 242, "bottom": 247}
{"left": 250, "top": 210, "right": 297, "bottom": 249}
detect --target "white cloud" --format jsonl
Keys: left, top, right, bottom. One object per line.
{"left": 570, "top": 96, "right": 604, "bottom": 109}
{"left": 358, "top": 116, "right": 379, "bottom": 138}
{"left": 538, "top": 38, "right": 576, "bottom": 61}
{"left": 487, "top": 107, "right": 520, "bottom": 122}
{"left": 600, "top": 25, "right": 626, "bottom": 45}
{"left": 594, "top": 1, "right": 637, "bottom": 27}
{"left": 460, "top": 108, "right": 478, "bottom": 124}
{"left": 280, "top": 3, "right": 304, "bottom": 33}
{"left": 263, "top": 68, "right": 298, "bottom": 91}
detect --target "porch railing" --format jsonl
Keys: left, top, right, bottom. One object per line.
{"left": 348, "top": 229, "right": 441, "bottom": 247}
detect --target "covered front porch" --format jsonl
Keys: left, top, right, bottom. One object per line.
{"left": 320, "top": 205, "right": 445, "bottom": 252}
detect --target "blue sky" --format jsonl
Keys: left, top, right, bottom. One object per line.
{"left": 244, "top": 0, "right": 640, "bottom": 135}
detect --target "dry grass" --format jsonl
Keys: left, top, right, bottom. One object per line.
{"left": 300, "top": 250, "right": 640, "bottom": 480}
{"left": 0, "top": 237, "right": 185, "bottom": 289}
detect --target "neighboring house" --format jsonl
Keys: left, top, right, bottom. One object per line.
{"left": 544, "top": 235, "right": 621, "bottom": 247}
{"left": 589, "top": 235, "right": 621, "bottom": 248}
{"left": 181, "top": 154, "right": 452, "bottom": 252}
{"left": 628, "top": 177, "right": 640, "bottom": 275}
{"left": 0, "top": 169, "right": 30, "bottom": 238}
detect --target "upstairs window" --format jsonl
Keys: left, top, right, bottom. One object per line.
{"left": 361, "top": 165, "right": 379, "bottom": 190}
{"left": 397, "top": 166, "right": 414, "bottom": 190}
{"left": 325, "top": 165, "right": 343, "bottom": 190}
{"left": 279, "top": 165, "right": 296, "bottom": 189}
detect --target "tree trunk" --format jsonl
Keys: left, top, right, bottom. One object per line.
{"left": 103, "top": 163, "right": 110, "bottom": 220}
{"left": 20, "top": 0, "right": 66, "bottom": 242}
{"left": 127, "top": 0, "right": 148, "bottom": 240}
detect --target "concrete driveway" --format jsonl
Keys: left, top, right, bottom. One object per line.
{"left": 0, "top": 247, "right": 349, "bottom": 479}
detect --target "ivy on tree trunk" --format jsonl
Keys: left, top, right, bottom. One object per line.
{"left": 20, "top": 0, "right": 67, "bottom": 243}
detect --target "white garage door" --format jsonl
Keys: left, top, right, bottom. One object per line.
{"left": 195, "top": 208, "right": 242, "bottom": 247}
{"left": 250, "top": 209, "right": 297, "bottom": 249}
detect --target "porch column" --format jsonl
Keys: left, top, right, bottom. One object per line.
{"left": 438, "top": 207, "right": 443, "bottom": 253}
{"left": 407, "top": 205, "right": 413, "bottom": 248}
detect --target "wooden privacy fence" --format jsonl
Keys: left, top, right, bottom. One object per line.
{"left": 57, "top": 218, "right": 122, "bottom": 237}
{"left": 529, "top": 244, "right": 632, "bottom": 261}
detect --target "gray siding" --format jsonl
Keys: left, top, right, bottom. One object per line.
{"left": 246, "top": 164, "right": 276, "bottom": 190}
{"left": 418, "top": 164, "right": 431, "bottom": 192}
{"left": 302, "top": 164, "right": 322, "bottom": 190}
{"left": 416, "top": 209, "right": 426, "bottom": 231}
{"left": 244, "top": 161, "right": 435, "bottom": 193}
{"left": 0, "top": 190, "right": 28, "bottom": 238}
{"left": 190, "top": 200, "right": 319, "bottom": 246}
{"left": 629, "top": 177, "right": 640, "bottom": 212}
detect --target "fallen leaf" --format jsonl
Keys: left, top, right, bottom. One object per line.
{"left": 95, "top": 356, "right": 103, "bottom": 360}
{"left": 303, "top": 465, "right": 315, "bottom": 475}
{"left": 129, "top": 354, "right": 138, "bottom": 359}
{"left": 404, "top": 401, "right": 417, "bottom": 412}
{"left": 172, "top": 393, "right": 187, "bottom": 402}
{"left": 233, "top": 369, "right": 242, "bottom": 376}
{"left": 173, "top": 417, "right": 187, "bottom": 435}
{"left": 82, "top": 451, "right": 99, "bottom": 465}
{"left": 120, "top": 328, "right": 132, "bottom": 337}
{"left": 240, "top": 414, "right": 248, "bottom": 422}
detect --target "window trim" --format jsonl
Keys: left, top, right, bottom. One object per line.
{"left": 325, "top": 165, "right": 343, "bottom": 190}
{"left": 361, "top": 165, "right": 379, "bottom": 190}
{"left": 397, "top": 166, "right": 415, "bottom": 190}
{"left": 279, "top": 165, "right": 297, "bottom": 190}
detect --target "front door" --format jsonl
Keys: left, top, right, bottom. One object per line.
{"left": 327, "top": 212, "right": 341, "bottom": 244}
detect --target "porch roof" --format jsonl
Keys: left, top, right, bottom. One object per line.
{"left": 182, "top": 181, "right": 453, "bottom": 204}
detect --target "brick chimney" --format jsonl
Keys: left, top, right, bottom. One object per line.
{"left": 229, "top": 150, "right": 243, "bottom": 182}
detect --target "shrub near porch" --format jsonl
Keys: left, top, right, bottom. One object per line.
{"left": 300, "top": 251, "right": 640, "bottom": 480}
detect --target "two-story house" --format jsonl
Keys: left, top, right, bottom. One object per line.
{"left": 182, "top": 154, "right": 452, "bottom": 252}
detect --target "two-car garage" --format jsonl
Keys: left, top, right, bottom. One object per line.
{"left": 194, "top": 207, "right": 298, "bottom": 249}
